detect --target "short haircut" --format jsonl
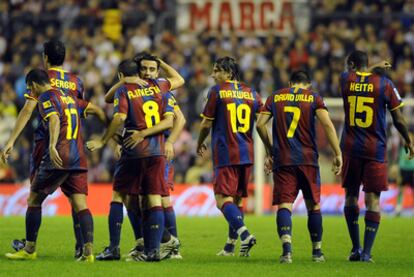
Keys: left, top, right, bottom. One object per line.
{"left": 214, "top": 57, "right": 241, "bottom": 81}
{"left": 26, "top": 69, "right": 50, "bottom": 86}
{"left": 43, "top": 39, "right": 66, "bottom": 66}
{"left": 290, "top": 70, "right": 311, "bottom": 84}
{"left": 133, "top": 52, "right": 160, "bottom": 70}
{"left": 346, "top": 50, "right": 368, "bottom": 68}
{"left": 118, "top": 59, "right": 138, "bottom": 77}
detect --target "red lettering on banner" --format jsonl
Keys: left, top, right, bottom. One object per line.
{"left": 190, "top": 2, "right": 212, "bottom": 30}
{"left": 277, "top": 2, "right": 294, "bottom": 31}
{"left": 260, "top": 2, "right": 274, "bottom": 29}
{"left": 218, "top": 2, "right": 233, "bottom": 29}
{"left": 239, "top": 2, "right": 255, "bottom": 31}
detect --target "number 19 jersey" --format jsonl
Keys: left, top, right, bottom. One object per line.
{"left": 261, "top": 87, "right": 327, "bottom": 169}
{"left": 340, "top": 71, "right": 403, "bottom": 162}
{"left": 201, "top": 81, "right": 263, "bottom": 168}
{"left": 114, "top": 79, "right": 175, "bottom": 159}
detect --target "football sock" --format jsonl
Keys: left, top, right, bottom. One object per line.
{"left": 143, "top": 206, "right": 164, "bottom": 253}
{"left": 77, "top": 209, "right": 94, "bottom": 245}
{"left": 127, "top": 208, "right": 143, "bottom": 240}
{"left": 108, "top": 202, "right": 123, "bottom": 248}
{"left": 164, "top": 206, "right": 177, "bottom": 237}
{"left": 363, "top": 211, "right": 380, "bottom": 256}
{"left": 307, "top": 209, "right": 323, "bottom": 255}
{"left": 221, "top": 202, "right": 250, "bottom": 241}
{"left": 72, "top": 208, "right": 84, "bottom": 248}
{"left": 277, "top": 208, "right": 292, "bottom": 255}
{"left": 25, "top": 206, "right": 42, "bottom": 252}
{"left": 344, "top": 205, "right": 360, "bottom": 251}
{"left": 228, "top": 207, "right": 243, "bottom": 240}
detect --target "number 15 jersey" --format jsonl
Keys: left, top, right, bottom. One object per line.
{"left": 201, "top": 81, "right": 263, "bottom": 168}
{"left": 261, "top": 87, "right": 327, "bottom": 169}
{"left": 340, "top": 71, "right": 403, "bottom": 162}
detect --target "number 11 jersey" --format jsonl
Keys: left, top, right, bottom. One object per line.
{"left": 201, "top": 81, "right": 263, "bottom": 168}
{"left": 340, "top": 71, "right": 403, "bottom": 162}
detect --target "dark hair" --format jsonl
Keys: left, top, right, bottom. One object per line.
{"left": 26, "top": 69, "right": 50, "bottom": 85}
{"left": 214, "top": 57, "right": 241, "bottom": 81}
{"left": 346, "top": 50, "right": 368, "bottom": 69}
{"left": 371, "top": 66, "right": 389, "bottom": 77}
{"left": 290, "top": 70, "right": 311, "bottom": 84}
{"left": 133, "top": 52, "right": 160, "bottom": 70}
{"left": 118, "top": 59, "right": 138, "bottom": 77}
{"left": 43, "top": 39, "right": 66, "bottom": 66}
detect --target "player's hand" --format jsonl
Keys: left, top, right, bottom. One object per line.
{"left": 0, "top": 143, "right": 13, "bottom": 164}
{"left": 86, "top": 139, "right": 104, "bottom": 152}
{"left": 332, "top": 155, "right": 343, "bottom": 176}
{"left": 197, "top": 143, "right": 207, "bottom": 157}
{"left": 124, "top": 130, "right": 144, "bottom": 149}
{"left": 112, "top": 133, "right": 123, "bottom": 145}
{"left": 264, "top": 155, "right": 273, "bottom": 175}
{"left": 49, "top": 147, "right": 63, "bottom": 168}
{"left": 376, "top": 60, "right": 392, "bottom": 69}
{"left": 114, "top": 145, "right": 122, "bottom": 160}
{"left": 404, "top": 142, "right": 414, "bottom": 160}
{"left": 124, "top": 76, "right": 148, "bottom": 87}
{"left": 165, "top": 141, "right": 175, "bottom": 161}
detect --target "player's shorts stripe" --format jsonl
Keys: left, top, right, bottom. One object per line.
{"left": 260, "top": 111, "right": 272, "bottom": 115}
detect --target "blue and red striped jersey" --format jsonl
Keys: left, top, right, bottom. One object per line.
{"left": 24, "top": 68, "right": 85, "bottom": 142}
{"left": 37, "top": 88, "right": 89, "bottom": 171}
{"left": 340, "top": 71, "right": 404, "bottom": 162}
{"left": 114, "top": 79, "right": 175, "bottom": 159}
{"left": 262, "top": 87, "right": 327, "bottom": 169}
{"left": 201, "top": 81, "right": 263, "bottom": 168}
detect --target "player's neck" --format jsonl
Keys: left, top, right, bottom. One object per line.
{"left": 47, "top": 64, "right": 63, "bottom": 70}
{"left": 290, "top": 84, "right": 310, "bottom": 90}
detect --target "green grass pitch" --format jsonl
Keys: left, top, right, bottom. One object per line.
{"left": 0, "top": 215, "right": 413, "bottom": 276}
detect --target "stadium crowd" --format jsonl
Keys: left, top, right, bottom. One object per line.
{"left": 0, "top": 0, "right": 414, "bottom": 183}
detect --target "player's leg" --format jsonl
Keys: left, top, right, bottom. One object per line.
{"left": 96, "top": 191, "right": 125, "bottom": 261}
{"left": 217, "top": 195, "right": 242, "bottom": 256}
{"left": 70, "top": 205, "right": 84, "bottom": 258}
{"left": 276, "top": 202, "right": 293, "bottom": 263}
{"left": 395, "top": 169, "right": 404, "bottom": 216}
{"left": 124, "top": 194, "right": 144, "bottom": 257}
{"left": 161, "top": 196, "right": 181, "bottom": 259}
{"left": 342, "top": 156, "right": 363, "bottom": 261}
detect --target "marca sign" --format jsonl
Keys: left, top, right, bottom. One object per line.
{"left": 177, "top": 0, "right": 295, "bottom": 35}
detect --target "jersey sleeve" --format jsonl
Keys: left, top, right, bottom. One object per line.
{"left": 77, "top": 98, "right": 90, "bottom": 118}
{"left": 163, "top": 92, "right": 175, "bottom": 117}
{"left": 260, "top": 95, "right": 273, "bottom": 115}
{"left": 38, "top": 93, "right": 60, "bottom": 121}
{"left": 385, "top": 78, "right": 404, "bottom": 111}
{"left": 314, "top": 93, "right": 327, "bottom": 111}
{"left": 201, "top": 87, "right": 217, "bottom": 120}
{"left": 156, "top": 78, "right": 172, "bottom": 93}
{"left": 113, "top": 86, "right": 128, "bottom": 116}
{"left": 253, "top": 91, "right": 264, "bottom": 114}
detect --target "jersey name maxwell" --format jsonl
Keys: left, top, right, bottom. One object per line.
{"left": 273, "top": 93, "right": 314, "bottom": 103}
{"left": 127, "top": 86, "right": 161, "bottom": 99}
{"left": 50, "top": 78, "right": 77, "bottom": 90}
{"left": 219, "top": 89, "right": 254, "bottom": 100}
{"left": 349, "top": 82, "right": 374, "bottom": 92}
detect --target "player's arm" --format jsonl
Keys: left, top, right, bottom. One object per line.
{"left": 256, "top": 113, "right": 273, "bottom": 155}
{"left": 196, "top": 118, "right": 212, "bottom": 157}
{"left": 85, "top": 102, "right": 107, "bottom": 125}
{"left": 86, "top": 114, "right": 126, "bottom": 151}
{"left": 48, "top": 114, "right": 63, "bottom": 168}
{"left": 124, "top": 114, "right": 174, "bottom": 149}
{"left": 391, "top": 108, "right": 414, "bottom": 159}
{"left": 368, "top": 60, "right": 391, "bottom": 72}
{"left": 158, "top": 59, "right": 185, "bottom": 90}
{"left": 104, "top": 81, "right": 124, "bottom": 103}
{"left": 316, "top": 109, "right": 342, "bottom": 175}
{"left": 165, "top": 108, "right": 186, "bottom": 160}
{"left": 0, "top": 99, "right": 37, "bottom": 164}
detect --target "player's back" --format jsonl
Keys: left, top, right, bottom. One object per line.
{"left": 340, "top": 71, "right": 403, "bottom": 162}
{"left": 265, "top": 87, "right": 326, "bottom": 168}
{"left": 203, "top": 81, "right": 262, "bottom": 167}
{"left": 37, "top": 89, "right": 88, "bottom": 171}
{"left": 115, "top": 79, "right": 174, "bottom": 159}
{"left": 47, "top": 67, "right": 84, "bottom": 100}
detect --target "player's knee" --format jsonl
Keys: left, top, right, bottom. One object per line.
{"left": 161, "top": 196, "right": 171, "bottom": 208}
{"left": 345, "top": 196, "right": 358, "bottom": 207}
{"left": 27, "top": 192, "right": 45, "bottom": 207}
{"left": 215, "top": 194, "right": 233, "bottom": 210}
{"left": 305, "top": 201, "right": 320, "bottom": 211}
{"left": 279, "top": 203, "right": 293, "bottom": 212}
{"left": 365, "top": 192, "right": 380, "bottom": 211}
{"left": 145, "top": 194, "right": 162, "bottom": 208}
{"left": 70, "top": 194, "right": 88, "bottom": 212}
{"left": 112, "top": 191, "right": 124, "bottom": 203}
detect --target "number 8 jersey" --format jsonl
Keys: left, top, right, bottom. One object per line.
{"left": 201, "top": 81, "right": 263, "bottom": 168}
{"left": 340, "top": 71, "right": 403, "bottom": 162}
{"left": 261, "top": 87, "right": 326, "bottom": 169}
{"left": 114, "top": 79, "right": 175, "bottom": 159}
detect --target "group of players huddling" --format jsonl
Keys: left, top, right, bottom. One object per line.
{"left": 1, "top": 39, "right": 413, "bottom": 264}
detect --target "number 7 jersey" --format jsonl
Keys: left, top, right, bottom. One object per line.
{"left": 340, "top": 71, "right": 403, "bottom": 162}
{"left": 261, "top": 87, "right": 327, "bottom": 169}
{"left": 201, "top": 81, "right": 263, "bottom": 168}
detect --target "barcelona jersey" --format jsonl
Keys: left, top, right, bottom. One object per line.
{"left": 201, "top": 81, "right": 263, "bottom": 168}
{"left": 114, "top": 79, "right": 175, "bottom": 159}
{"left": 261, "top": 87, "right": 327, "bottom": 169}
{"left": 37, "top": 88, "right": 89, "bottom": 171}
{"left": 24, "top": 68, "right": 85, "bottom": 142}
{"left": 340, "top": 71, "right": 403, "bottom": 162}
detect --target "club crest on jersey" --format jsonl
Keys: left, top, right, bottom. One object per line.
{"left": 42, "top": 100, "right": 52, "bottom": 109}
